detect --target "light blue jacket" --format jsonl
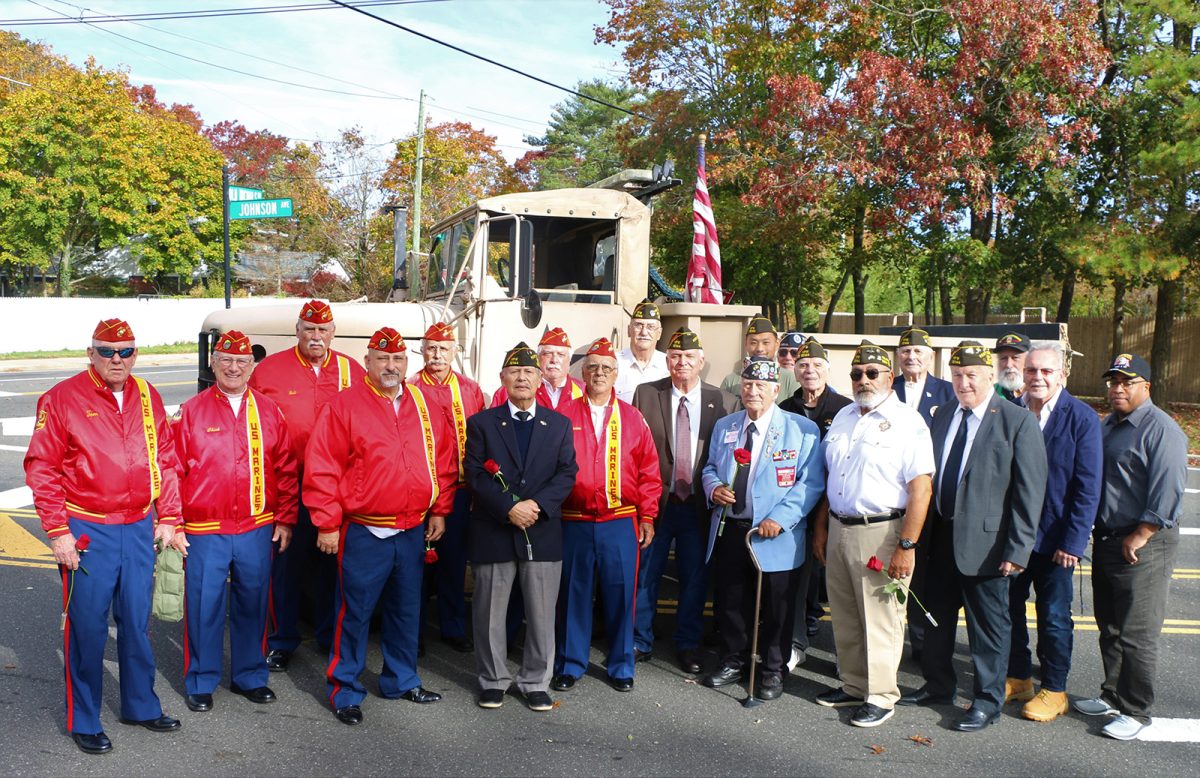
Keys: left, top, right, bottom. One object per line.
{"left": 701, "top": 408, "right": 825, "bottom": 572}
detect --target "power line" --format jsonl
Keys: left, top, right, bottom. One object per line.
{"left": 23, "top": 0, "right": 418, "bottom": 101}
{"left": 325, "top": 0, "right": 648, "bottom": 120}
{"left": 1, "top": 0, "right": 445, "bottom": 25}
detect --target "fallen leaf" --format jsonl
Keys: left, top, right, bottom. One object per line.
{"left": 909, "top": 734, "right": 934, "bottom": 747}
{"left": 544, "top": 739, "right": 553, "bottom": 743}
{"left": 683, "top": 678, "right": 699, "bottom": 685}
{"left": 868, "top": 745, "right": 885, "bottom": 755}
{"left": 552, "top": 700, "right": 562, "bottom": 708}
{"left": 3, "top": 664, "right": 14, "bottom": 670}
{"left": 754, "top": 719, "right": 763, "bottom": 724}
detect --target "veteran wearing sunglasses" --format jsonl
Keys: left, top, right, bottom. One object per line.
{"left": 25, "top": 318, "right": 184, "bottom": 755}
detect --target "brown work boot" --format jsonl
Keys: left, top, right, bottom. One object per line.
{"left": 1004, "top": 676, "right": 1035, "bottom": 703}
{"left": 1022, "top": 689, "right": 1069, "bottom": 722}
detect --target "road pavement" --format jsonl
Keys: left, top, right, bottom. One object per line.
{"left": 1, "top": 361, "right": 1198, "bottom": 776}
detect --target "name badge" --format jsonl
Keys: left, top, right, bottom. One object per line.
{"left": 724, "top": 429, "right": 738, "bottom": 444}
{"left": 776, "top": 466, "right": 796, "bottom": 488}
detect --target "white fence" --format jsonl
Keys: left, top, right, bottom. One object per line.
{"left": 1, "top": 297, "right": 301, "bottom": 353}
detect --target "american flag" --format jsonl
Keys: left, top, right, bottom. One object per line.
{"left": 688, "top": 139, "right": 724, "bottom": 304}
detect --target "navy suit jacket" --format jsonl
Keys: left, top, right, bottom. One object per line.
{"left": 893, "top": 374, "right": 955, "bottom": 427}
{"left": 1031, "top": 389, "right": 1103, "bottom": 558}
{"left": 464, "top": 405, "right": 578, "bottom": 564}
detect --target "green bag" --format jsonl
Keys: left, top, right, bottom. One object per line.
{"left": 151, "top": 546, "right": 185, "bottom": 622}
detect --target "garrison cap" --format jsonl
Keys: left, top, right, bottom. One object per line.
{"left": 950, "top": 340, "right": 993, "bottom": 367}
{"left": 745, "top": 316, "right": 777, "bottom": 336}
{"left": 93, "top": 318, "right": 134, "bottom": 343}
{"left": 741, "top": 356, "right": 779, "bottom": 382}
{"left": 539, "top": 327, "right": 571, "bottom": 349}
{"left": 586, "top": 338, "right": 618, "bottom": 360}
{"left": 423, "top": 322, "right": 455, "bottom": 342}
{"left": 214, "top": 330, "right": 251, "bottom": 355}
{"left": 503, "top": 342, "right": 540, "bottom": 369}
{"left": 300, "top": 299, "right": 334, "bottom": 324}
{"left": 631, "top": 299, "right": 661, "bottom": 321}
{"left": 667, "top": 328, "right": 702, "bottom": 351}
{"left": 851, "top": 340, "right": 892, "bottom": 369}
{"left": 898, "top": 328, "right": 933, "bottom": 349}
{"left": 797, "top": 338, "right": 827, "bottom": 361}
{"left": 367, "top": 327, "right": 406, "bottom": 353}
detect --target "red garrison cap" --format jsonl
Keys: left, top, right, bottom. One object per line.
{"left": 214, "top": 330, "right": 252, "bottom": 355}
{"left": 367, "top": 327, "right": 407, "bottom": 353}
{"left": 586, "top": 337, "right": 617, "bottom": 360}
{"left": 539, "top": 327, "right": 571, "bottom": 349}
{"left": 423, "top": 322, "right": 455, "bottom": 342}
{"left": 300, "top": 299, "right": 333, "bottom": 324}
{"left": 93, "top": 318, "right": 135, "bottom": 343}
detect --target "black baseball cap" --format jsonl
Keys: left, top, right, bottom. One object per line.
{"left": 1103, "top": 353, "right": 1151, "bottom": 382}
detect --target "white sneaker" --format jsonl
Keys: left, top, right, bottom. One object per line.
{"left": 1073, "top": 697, "right": 1119, "bottom": 716}
{"left": 787, "top": 645, "right": 806, "bottom": 673}
{"left": 1101, "top": 715, "right": 1146, "bottom": 740}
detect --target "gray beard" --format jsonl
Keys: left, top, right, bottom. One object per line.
{"left": 997, "top": 370, "right": 1023, "bottom": 393}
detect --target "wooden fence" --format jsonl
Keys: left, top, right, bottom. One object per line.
{"left": 1066, "top": 316, "right": 1199, "bottom": 403}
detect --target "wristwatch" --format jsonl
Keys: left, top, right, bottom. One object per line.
{"left": 899, "top": 538, "right": 917, "bottom": 550}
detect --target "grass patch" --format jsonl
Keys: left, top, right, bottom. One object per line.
{"left": 0, "top": 341, "right": 196, "bottom": 360}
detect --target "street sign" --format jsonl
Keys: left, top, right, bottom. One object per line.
{"left": 230, "top": 198, "right": 294, "bottom": 220}
{"left": 229, "top": 185, "right": 264, "bottom": 202}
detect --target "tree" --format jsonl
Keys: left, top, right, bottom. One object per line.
{"left": 0, "top": 36, "right": 224, "bottom": 295}
{"left": 522, "top": 79, "right": 640, "bottom": 189}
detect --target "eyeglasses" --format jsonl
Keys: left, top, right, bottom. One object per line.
{"left": 778, "top": 348, "right": 799, "bottom": 357}
{"left": 216, "top": 356, "right": 254, "bottom": 367}
{"left": 1105, "top": 378, "right": 1146, "bottom": 389}
{"left": 583, "top": 364, "right": 616, "bottom": 375}
{"left": 850, "top": 368, "right": 885, "bottom": 381}
{"left": 95, "top": 346, "right": 136, "bottom": 359}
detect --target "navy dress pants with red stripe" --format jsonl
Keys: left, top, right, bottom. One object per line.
{"left": 61, "top": 515, "right": 163, "bottom": 735}
{"left": 554, "top": 518, "right": 639, "bottom": 681}
{"left": 184, "top": 525, "right": 273, "bottom": 695}
{"left": 327, "top": 523, "right": 423, "bottom": 710}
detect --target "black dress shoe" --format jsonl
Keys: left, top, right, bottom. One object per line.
{"left": 335, "top": 705, "right": 363, "bottom": 725}
{"left": 897, "top": 688, "right": 955, "bottom": 707}
{"left": 758, "top": 675, "right": 783, "bottom": 701}
{"left": 185, "top": 693, "right": 213, "bottom": 712}
{"left": 522, "top": 690, "right": 554, "bottom": 711}
{"left": 678, "top": 648, "right": 703, "bottom": 675}
{"left": 816, "top": 687, "right": 865, "bottom": 708}
{"left": 851, "top": 703, "right": 895, "bottom": 728}
{"left": 550, "top": 674, "right": 577, "bottom": 692}
{"left": 120, "top": 715, "right": 181, "bottom": 733}
{"left": 634, "top": 648, "right": 654, "bottom": 663}
{"left": 478, "top": 689, "right": 505, "bottom": 709}
{"left": 265, "top": 649, "right": 291, "bottom": 672}
{"left": 399, "top": 687, "right": 442, "bottom": 704}
{"left": 806, "top": 620, "right": 821, "bottom": 637}
{"left": 441, "top": 635, "right": 474, "bottom": 653}
{"left": 72, "top": 732, "right": 112, "bottom": 755}
{"left": 953, "top": 707, "right": 1000, "bottom": 732}
{"left": 703, "top": 665, "right": 742, "bottom": 688}
{"left": 230, "top": 684, "right": 276, "bottom": 704}
{"left": 610, "top": 677, "right": 634, "bottom": 692}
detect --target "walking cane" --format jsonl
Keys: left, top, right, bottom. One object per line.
{"left": 743, "top": 527, "right": 764, "bottom": 709}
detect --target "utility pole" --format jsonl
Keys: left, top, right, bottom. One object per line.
{"left": 411, "top": 89, "right": 426, "bottom": 268}
{"left": 222, "top": 162, "right": 231, "bottom": 309}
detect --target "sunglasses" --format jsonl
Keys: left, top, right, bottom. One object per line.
{"left": 850, "top": 368, "right": 885, "bottom": 381}
{"left": 778, "top": 348, "right": 799, "bottom": 357}
{"left": 95, "top": 346, "right": 136, "bottom": 359}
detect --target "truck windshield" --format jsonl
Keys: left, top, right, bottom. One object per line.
{"left": 487, "top": 214, "right": 617, "bottom": 303}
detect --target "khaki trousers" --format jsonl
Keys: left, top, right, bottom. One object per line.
{"left": 827, "top": 517, "right": 907, "bottom": 708}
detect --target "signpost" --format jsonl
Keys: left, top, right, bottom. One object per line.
{"left": 221, "top": 172, "right": 296, "bottom": 309}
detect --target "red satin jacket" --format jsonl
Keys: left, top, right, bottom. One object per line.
{"left": 25, "top": 367, "right": 182, "bottom": 538}
{"left": 247, "top": 346, "right": 366, "bottom": 465}
{"left": 175, "top": 386, "right": 299, "bottom": 535}
{"left": 560, "top": 394, "right": 661, "bottom": 524}
{"left": 303, "top": 379, "right": 458, "bottom": 535}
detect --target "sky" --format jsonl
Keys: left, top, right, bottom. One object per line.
{"left": 0, "top": 0, "right": 627, "bottom": 160}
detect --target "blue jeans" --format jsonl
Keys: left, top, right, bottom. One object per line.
{"left": 634, "top": 501, "right": 709, "bottom": 652}
{"left": 1007, "top": 550, "right": 1075, "bottom": 691}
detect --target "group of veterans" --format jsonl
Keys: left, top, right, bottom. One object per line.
{"left": 25, "top": 299, "right": 1186, "bottom": 755}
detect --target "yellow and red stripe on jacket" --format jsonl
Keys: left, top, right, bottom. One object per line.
{"left": 174, "top": 386, "right": 299, "bottom": 535}
{"left": 411, "top": 368, "right": 485, "bottom": 482}
{"left": 560, "top": 394, "right": 661, "bottom": 524}
{"left": 24, "top": 366, "right": 182, "bottom": 538}
{"left": 303, "top": 378, "right": 458, "bottom": 535}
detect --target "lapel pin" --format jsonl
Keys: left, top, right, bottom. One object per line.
{"left": 990, "top": 409, "right": 998, "bottom": 414}
{"left": 501, "top": 421, "right": 508, "bottom": 426}
{"left": 539, "top": 419, "right": 547, "bottom": 426}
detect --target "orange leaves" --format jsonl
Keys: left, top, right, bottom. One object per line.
{"left": 909, "top": 734, "right": 934, "bottom": 747}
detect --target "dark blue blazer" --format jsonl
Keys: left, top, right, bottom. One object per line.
{"left": 1032, "top": 389, "right": 1103, "bottom": 558}
{"left": 893, "top": 374, "right": 956, "bottom": 427}
{"left": 464, "top": 404, "right": 578, "bottom": 564}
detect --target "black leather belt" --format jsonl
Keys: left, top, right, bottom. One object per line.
{"left": 831, "top": 509, "right": 903, "bottom": 526}
{"left": 1095, "top": 525, "right": 1137, "bottom": 542}
{"left": 724, "top": 518, "right": 753, "bottom": 529}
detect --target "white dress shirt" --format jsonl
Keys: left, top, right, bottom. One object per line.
{"left": 939, "top": 389, "right": 995, "bottom": 488}
{"left": 614, "top": 348, "right": 668, "bottom": 403}
{"left": 670, "top": 381, "right": 703, "bottom": 472}
{"left": 372, "top": 386, "right": 407, "bottom": 538}
{"left": 508, "top": 400, "right": 538, "bottom": 420}
{"left": 903, "top": 375, "right": 926, "bottom": 410}
{"left": 823, "top": 392, "right": 936, "bottom": 516}
{"left": 1023, "top": 386, "right": 1061, "bottom": 431}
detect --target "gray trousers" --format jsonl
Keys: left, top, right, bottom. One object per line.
{"left": 473, "top": 560, "right": 561, "bottom": 694}
{"left": 1092, "top": 525, "right": 1179, "bottom": 722}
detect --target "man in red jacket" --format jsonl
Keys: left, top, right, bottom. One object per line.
{"left": 552, "top": 337, "right": 660, "bottom": 693}
{"left": 304, "top": 327, "right": 458, "bottom": 725}
{"left": 25, "top": 318, "right": 183, "bottom": 755}
{"left": 409, "top": 321, "right": 485, "bottom": 653}
{"left": 173, "top": 330, "right": 299, "bottom": 714}
{"left": 248, "top": 299, "right": 366, "bottom": 671}
{"left": 491, "top": 327, "right": 584, "bottom": 411}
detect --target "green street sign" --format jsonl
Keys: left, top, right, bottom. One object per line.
{"left": 229, "top": 185, "right": 264, "bottom": 202}
{"left": 230, "top": 198, "right": 294, "bottom": 220}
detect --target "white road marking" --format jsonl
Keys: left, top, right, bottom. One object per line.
{"left": 1182, "top": 528, "right": 1200, "bottom": 536}
{"left": 1137, "top": 717, "right": 1200, "bottom": 742}
{"left": 0, "top": 486, "right": 32, "bottom": 509}
{"left": 1186, "top": 488, "right": 1200, "bottom": 494}
{"left": 0, "top": 444, "right": 27, "bottom": 453}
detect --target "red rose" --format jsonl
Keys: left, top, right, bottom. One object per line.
{"left": 866, "top": 555, "right": 884, "bottom": 573}
{"left": 734, "top": 448, "right": 751, "bottom": 466}
{"left": 424, "top": 547, "right": 439, "bottom": 564}
{"left": 484, "top": 459, "right": 501, "bottom": 476}
{"left": 75, "top": 535, "right": 91, "bottom": 552}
